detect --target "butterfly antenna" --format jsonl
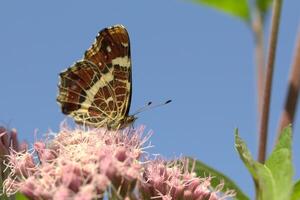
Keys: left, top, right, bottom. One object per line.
{"left": 133, "top": 100, "right": 172, "bottom": 116}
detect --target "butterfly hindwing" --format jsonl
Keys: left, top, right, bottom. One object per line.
{"left": 57, "top": 25, "right": 133, "bottom": 129}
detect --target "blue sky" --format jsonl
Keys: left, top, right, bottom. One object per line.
{"left": 0, "top": 1, "right": 299, "bottom": 198}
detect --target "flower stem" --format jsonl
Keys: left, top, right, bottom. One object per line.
{"left": 252, "top": 10, "right": 266, "bottom": 124}
{"left": 258, "top": 0, "right": 283, "bottom": 163}
{"left": 277, "top": 28, "right": 300, "bottom": 137}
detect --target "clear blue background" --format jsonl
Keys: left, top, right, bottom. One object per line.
{"left": 0, "top": 1, "right": 299, "bottom": 198}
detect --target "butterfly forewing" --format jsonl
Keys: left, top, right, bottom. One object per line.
{"left": 57, "top": 25, "right": 132, "bottom": 129}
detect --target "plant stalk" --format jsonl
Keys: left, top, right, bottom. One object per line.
{"left": 258, "top": 0, "right": 283, "bottom": 163}
{"left": 277, "top": 28, "right": 300, "bottom": 137}
{"left": 252, "top": 10, "right": 266, "bottom": 123}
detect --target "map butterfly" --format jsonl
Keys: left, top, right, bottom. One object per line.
{"left": 57, "top": 24, "right": 135, "bottom": 129}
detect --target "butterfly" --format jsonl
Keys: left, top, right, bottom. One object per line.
{"left": 57, "top": 24, "right": 135, "bottom": 130}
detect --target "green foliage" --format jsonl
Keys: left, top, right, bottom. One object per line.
{"left": 0, "top": 193, "right": 27, "bottom": 200}
{"left": 235, "top": 126, "right": 294, "bottom": 200}
{"left": 265, "top": 127, "right": 293, "bottom": 200}
{"left": 291, "top": 180, "right": 300, "bottom": 200}
{"left": 256, "top": 0, "right": 273, "bottom": 17}
{"left": 185, "top": 157, "right": 249, "bottom": 200}
{"left": 192, "top": 0, "right": 250, "bottom": 22}
{"left": 15, "top": 193, "right": 28, "bottom": 200}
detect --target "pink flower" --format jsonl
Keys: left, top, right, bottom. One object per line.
{"left": 0, "top": 127, "right": 27, "bottom": 155}
{"left": 0, "top": 127, "right": 28, "bottom": 188}
{"left": 2, "top": 124, "right": 235, "bottom": 200}
{"left": 3, "top": 125, "right": 146, "bottom": 199}
{"left": 139, "top": 158, "right": 235, "bottom": 200}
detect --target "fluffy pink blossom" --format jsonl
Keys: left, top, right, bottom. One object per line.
{"left": 0, "top": 127, "right": 27, "bottom": 188}
{"left": 2, "top": 125, "right": 234, "bottom": 200}
{"left": 3, "top": 125, "right": 147, "bottom": 199}
{"left": 139, "top": 159, "right": 235, "bottom": 200}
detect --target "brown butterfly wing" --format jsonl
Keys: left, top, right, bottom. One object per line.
{"left": 57, "top": 25, "right": 132, "bottom": 128}
{"left": 84, "top": 25, "right": 132, "bottom": 118}
{"left": 57, "top": 60, "right": 116, "bottom": 126}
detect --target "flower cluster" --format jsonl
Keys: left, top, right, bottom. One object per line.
{"left": 139, "top": 159, "right": 235, "bottom": 200}
{"left": 0, "top": 127, "right": 27, "bottom": 186}
{"left": 2, "top": 125, "right": 235, "bottom": 200}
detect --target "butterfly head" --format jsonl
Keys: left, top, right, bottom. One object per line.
{"left": 108, "top": 115, "right": 137, "bottom": 130}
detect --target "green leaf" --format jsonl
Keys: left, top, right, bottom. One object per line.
{"left": 15, "top": 193, "right": 29, "bottom": 200}
{"left": 0, "top": 193, "right": 27, "bottom": 200}
{"left": 235, "top": 130, "right": 274, "bottom": 200}
{"left": 256, "top": 0, "right": 273, "bottom": 16}
{"left": 265, "top": 126, "right": 293, "bottom": 200}
{"left": 273, "top": 125, "right": 292, "bottom": 151}
{"left": 193, "top": 0, "right": 250, "bottom": 22}
{"left": 291, "top": 180, "right": 300, "bottom": 200}
{"left": 185, "top": 157, "right": 249, "bottom": 200}
{"left": 235, "top": 127, "right": 294, "bottom": 200}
